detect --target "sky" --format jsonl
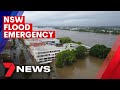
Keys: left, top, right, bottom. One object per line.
{"left": 23, "top": 11, "right": 120, "bottom": 26}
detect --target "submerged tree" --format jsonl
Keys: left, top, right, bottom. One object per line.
{"left": 75, "top": 46, "right": 87, "bottom": 59}
{"left": 89, "top": 44, "right": 111, "bottom": 59}
{"left": 59, "top": 37, "right": 72, "bottom": 44}
{"left": 56, "top": 50, "right": 76, "bottom": 68}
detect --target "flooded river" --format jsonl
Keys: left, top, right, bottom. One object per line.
{"left": 53, "top": 56, "right": 103, "bottom": 79}
{"left": 54, "top": 29, "right": 118, "bottom": 79}
{"left": 1, "top": 28, "right": 118, "bottom": 79}
{"left": 56, "top": 29, "right": 118, "bottom": 48}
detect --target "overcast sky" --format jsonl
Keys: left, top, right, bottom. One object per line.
{"left": 23, "top": 11, "right": 120, "bottom": 26}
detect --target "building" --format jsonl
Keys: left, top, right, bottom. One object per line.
{"left": 81, "top": 44, "right": 91, "bottom": 50}
{"left": 40, "top": 38, "right": 60, "bottom": 45}
{"left": 24, "top": 38, "right": 43, "bottom": 46}
{"left": 25, "top": 38, "right": 91, "bottom": 65}
{"left": 63, "top": 43, "right": 79, "bottom": 50}
{"left": 24, "top": 38, "right": 60, "bottom": 46}
{"left": 29, "top": 45, "right": 64, "bottom": 64}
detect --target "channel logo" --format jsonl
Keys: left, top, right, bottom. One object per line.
{"left": 3, "top": 62, "right": 15, "bottom": 77}
{"left": 3, "top": 62, "right": 51, "bottom": 78}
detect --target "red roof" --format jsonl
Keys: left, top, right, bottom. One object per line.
{"left": 30, "top": 42, "right": 46, "bottom": 47}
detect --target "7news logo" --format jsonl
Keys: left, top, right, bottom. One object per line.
{"left": 3, "top": 62, "right": 15, "bottom": 77}
{"left": 2, "top": 62, "right": 50, "bottom": 78}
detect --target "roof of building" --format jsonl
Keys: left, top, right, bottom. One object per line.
{"left": 39, "top": 38, "right": 59, "bottom": 42}
{"left": 30, "top": 45, "right": 65, "bottom": 52}
{"left": 30, "top": 43, "right": 45, "bottom": 47}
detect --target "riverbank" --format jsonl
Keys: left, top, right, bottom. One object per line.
{"left": 54, "top": 27, "right": 120, "bottom": 35}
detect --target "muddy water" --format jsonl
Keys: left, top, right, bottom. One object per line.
{"left": 53, "top": 29, "right": 117, "bottom": 79}
{"left": 52, "top": 56, "right": 104, "bottom": 79}
{"left": 34, "top": 28, "right": 117, "bottom": 79}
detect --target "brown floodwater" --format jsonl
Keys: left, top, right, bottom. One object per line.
{"left": 52, "top": 55, "right": 104, "bottom": 79}
{"left": 34, "top": 28, "right": 117, "bottom": 79}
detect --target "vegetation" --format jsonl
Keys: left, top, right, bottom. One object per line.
{"left": 19, "top": 49, "right": 26, "bottom": 65}
{"left": 56, "top": 46, "right": 87, "bottom": 68}
{"left": 13, "top": 39, "right": 15, "bottom": 46}
{"left": 20, "top": 39, "right": 25, "bottom": 45}
{"left": 112, "top": 30, "right": 120, "bottom": 35}
{"left": 75, "top": 46, "right": 87, "bottom": 58}
{"left": 72, "top": 41, "right": 82, "bottom": 45}
{"left": 78, "top": 29, "right": 120, "bottom": 35}
{"left": 78, "top": 29, "right": 90, "bottom": 32}
{"left": 89, "top": 44, "right": 111, "bottom": 59}
{"left": 11, "top": 39, "right": 17, "bottom": 49}
{"left": 56, "top": 50, "right": 76, "bottom": 68}
{"left": 4, "top": 41, "right": 11, "bottom": 49}
{"left": 0, "top": 54, "right": 12, "bottom": 62}
{"left": 59, "top": 37, "right": 72, "bottom": 44}
{"left": 56, "top": 42, "right": 111, "bottom": 68}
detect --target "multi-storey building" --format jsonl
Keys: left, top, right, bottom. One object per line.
{"left": 29, "top": 45, "right": 65, "bottom": 64}
{"left": 25, "top": 38, "right": 91, "bottom": 64}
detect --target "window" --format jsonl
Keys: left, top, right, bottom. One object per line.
{"left": 44, "top": 58, "right": 47, "bottom": 60}
{"left": 48, "top": 57, "right": 51, "bottom": 59}
{"left": 58, "top": 50, "right": 60, "bottom": 52}
{"left": 51, "top": 54, "right": 54, "bottom": 56}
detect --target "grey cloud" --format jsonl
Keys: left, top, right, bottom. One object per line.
{"left": 23, "top": 11, "right": 120, "bottom": 26}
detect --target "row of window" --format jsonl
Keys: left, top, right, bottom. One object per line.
{"left": 37, "top": 50, "right": 60, "bottom": 54}
{"left": 36, "top": 53, "right": 58, "bottom": 58}
{"left": 39, "top": 56, "right": 56, "bottom": 61}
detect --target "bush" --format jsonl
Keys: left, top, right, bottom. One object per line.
{"left": 59, "top": 37, "right": 72, "bottom": 44}
{"left": 72, "top": 41, "right": 82, "bottom": 45}
{"left": 56, "top": 50, "right": 76, "bottom": 68}
{"left": 75, "top": 46, "right": 87, "bottom": 58}
{"left": 89, "top": 44, "right": 111, "bottom": 59}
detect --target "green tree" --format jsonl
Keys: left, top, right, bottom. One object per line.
{"left": 75, "top": 42, "right": 82, "bottom": 45}
{"left": 12, "top": 39, "right": 17, "bottom": 49}
{"left": 72, "top": 41, "right": 82, "bottom": 45}
{"left": 59, "top": 37, "right": 72, "bottom": 44}
{"left": 13, "top": 39, "right": 15, "bottom": 46}
{"left": 75, "top": 46, "right": 87, "bottom": 58}
{"left": 89, "top": 44, "right": 111, "bottom": 59}
{"left": 56, "top": 50, "right": 76, "bottom": 68}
